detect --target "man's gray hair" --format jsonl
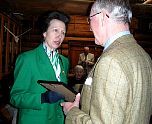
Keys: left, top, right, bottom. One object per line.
{"left": 92, "top": 0, "right": 132, "bottom": 23}
{"left": 74, "top": 65, "right": 84, "bottom": 71}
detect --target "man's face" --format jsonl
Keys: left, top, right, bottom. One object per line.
{"left": 75, "top": 69, "right": 84, "bottom": 80}
{"left": 43, "top": 19, "right": 66, "bottom": 50}
{"left": 89, "top": 9, "right": 102, "bottom": 45}
{"left": 84, "top": 47, "right": 89, "bottom": 54}
{"left": 89, "top": 7, "right": 106, "bottom": 46}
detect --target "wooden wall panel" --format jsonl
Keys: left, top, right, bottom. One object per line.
{"left": 67, "top": 24, "right": 75, "bottom": 31}
{"left": 67, "top": 15, "right": 93, "bottom": 37}
{"left": 61, "top": 49, "right": 69, "bottom": 57}
{"left": 75, "top": 24, "right": 90, "bottom": 31}
{"left": 71, "top": 15, "right": 88, "bottom": 24}
{"left": 67, "top": 30, "right": 94, "bottom": 37}
{"left": 61, "top": 44, "right": 69, "bottom": 49}
{"left": 0, "top": 14, "right": 3, "bottom": 79}
{"left": 68, "top": 23, "right": 90, "bottom": 31}
{"left": 0, "top": 12, "right": 22, "bottom": 79}
{"left": 69, "top": 48, "right": 81, "bottom": 69}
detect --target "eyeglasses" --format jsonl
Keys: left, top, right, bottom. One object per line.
{"left": 87, "top": 12, "right": 109, "bottom": 24}
{"left": 87, "top": 12, "right": 102, "bottom": 24}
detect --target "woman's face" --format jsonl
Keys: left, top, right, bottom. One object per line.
{"left": 43, "top": 19, "right": 66, "bottom": 50}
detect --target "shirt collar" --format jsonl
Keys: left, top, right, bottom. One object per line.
{"left": 103, "top": 31, "right": 130, "bottom": 51}
{"left": 43, "top": 42, "right": 58, "bottom": 58}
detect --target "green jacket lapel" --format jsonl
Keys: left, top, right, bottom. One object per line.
{"left": 58, "top": 55, "right": 68, "bottom": 83}
{"left": 36, "top": 44, "right": 57, "bottom": 80}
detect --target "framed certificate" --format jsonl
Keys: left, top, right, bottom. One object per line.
{"left": 37, "top": 80, "right": 76, "bottom": 102}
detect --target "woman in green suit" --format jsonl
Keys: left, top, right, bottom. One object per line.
{"left": 10, "top": 10, "right": 70, "bottom": 124}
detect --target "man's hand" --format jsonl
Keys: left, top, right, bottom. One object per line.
{"left": 61, "top": 93, "right": 80, "bottom": 115}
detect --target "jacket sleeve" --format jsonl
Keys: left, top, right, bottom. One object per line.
{"left": 10, "top": 54, "right": 42, "bottom": 110}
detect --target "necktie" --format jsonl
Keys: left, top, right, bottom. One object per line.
{"left": 50, "top": 50, "right": 61, "bottom": 81}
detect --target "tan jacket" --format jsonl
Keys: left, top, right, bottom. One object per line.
{"left": 65, "top": 34, "right": 152, "bottom": 124}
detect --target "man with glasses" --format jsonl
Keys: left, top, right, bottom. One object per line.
{"left": 61, "top": 0, "right": 152, "bottom": 124}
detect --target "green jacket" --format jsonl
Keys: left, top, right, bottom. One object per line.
{"left": 10, "top": 44, "right": 69, "bottom": 124}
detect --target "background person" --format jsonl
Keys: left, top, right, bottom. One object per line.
{"left": 10, "top": 10, "right": 70, "bottom": 124}
{"left": 78, "top": 46, "right": 94, "bottom": 75}
{"left": 68, "top": 65, "right": 86, "bottom": 93}
{"left": 61, "top": 0, "right": 152, "bottom": 124}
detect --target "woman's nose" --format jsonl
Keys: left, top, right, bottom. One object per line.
{"left": 57, "top": 32, "right": 62, "bottom": 39}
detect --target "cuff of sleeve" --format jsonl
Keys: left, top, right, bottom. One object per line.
{"left": 66, "top": 106, "right": 81, "bottom": 117}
